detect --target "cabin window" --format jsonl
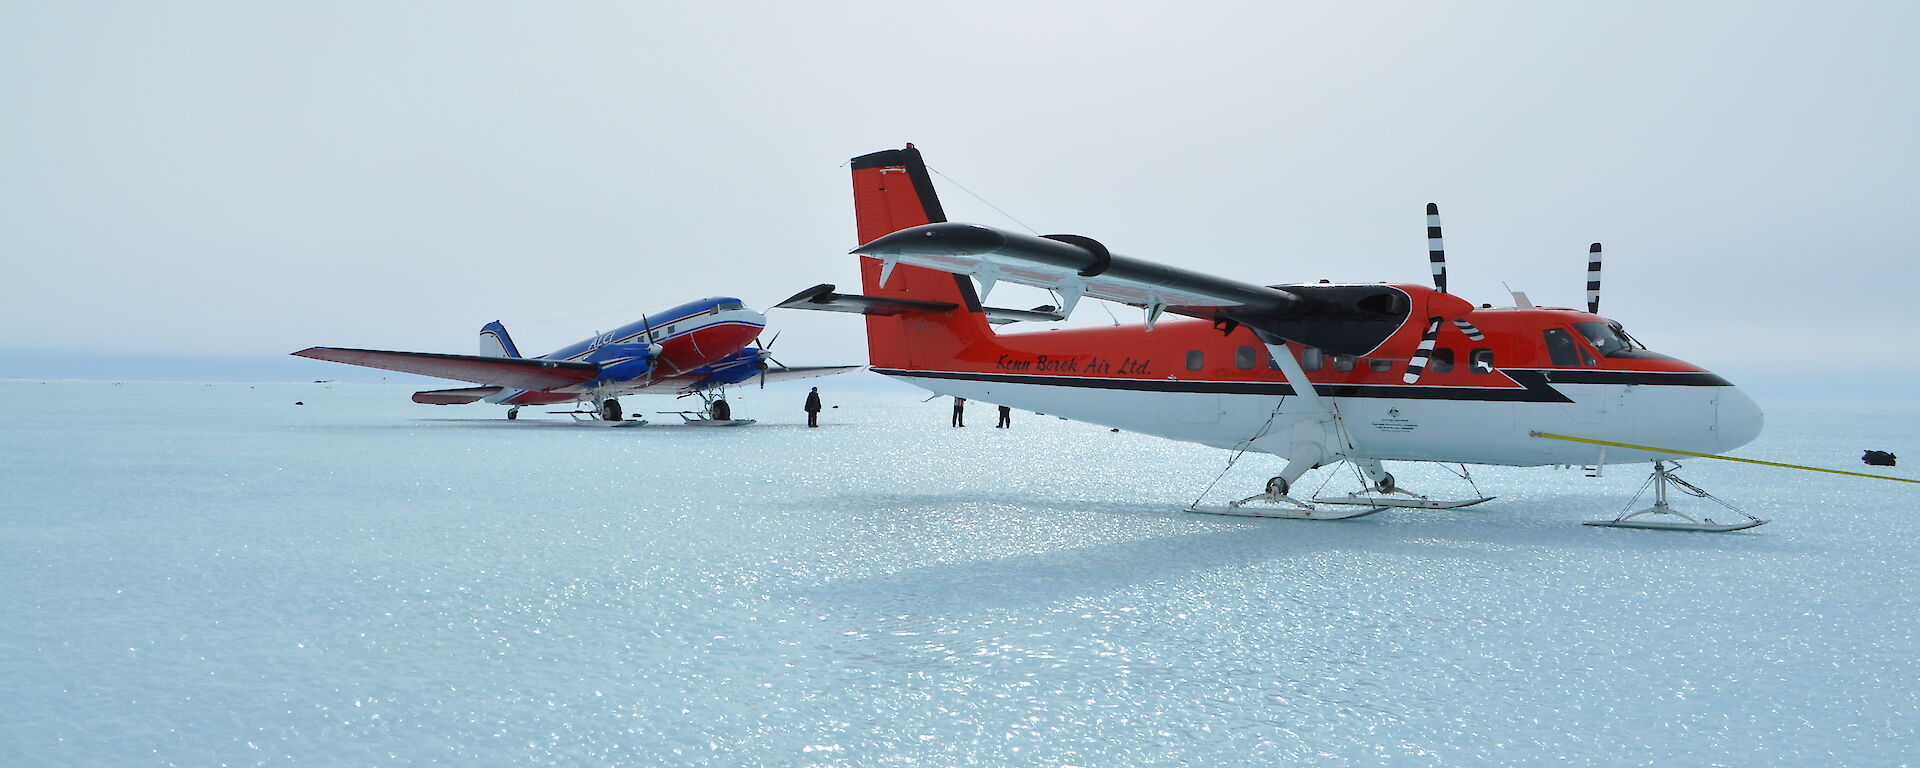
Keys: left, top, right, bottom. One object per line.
{"left": 1430, "top": 348, "right": 1454, "bottom": 374}
{"left": 1469, "top": 348, "right": 1495, "bottom": 374}
{"left": 1572, "top": 322, "right": 1630, "bottom": 357}
{"left": 1234, "top": 346, "right": 1257, "bottom": 370}
{"left": 1301, "top": 347, "right": 1324, "bottom": 371}
{"left": 1332, "top": 355, "right": 1356, "bottom": 372}
{"left": 1186, "top": 350, "right": 1204, "bottom": 371}
{"left": 1542, "top": 328, "right": 1581, "bottom": 366}
{"left": 1367, "top": 358, "right": 1393, "bottom": 373}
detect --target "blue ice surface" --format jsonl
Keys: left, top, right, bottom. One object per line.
{"left": 1, "top": 380, "right": 1915, "bottom": 767}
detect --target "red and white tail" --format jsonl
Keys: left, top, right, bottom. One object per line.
{"left": 848, "top": 145, "right": 994, "bottom": 370}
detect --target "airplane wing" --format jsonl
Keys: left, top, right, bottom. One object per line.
{"left": 678, "top": 363, "right": 863, "bottom": 393}
{"left": 851, "top": 222, "right": 1437, "bottom": 354}
{"left": 292, "top": 347, "right": 601, "bottom": 391}
{"left": 855, "top": 223, "right": 1301, "bottom": 318}
{"left": 756, "top": 365, "right": 862, "bottom": 384}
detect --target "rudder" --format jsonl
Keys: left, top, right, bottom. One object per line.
{"left": 479, "top": 320, "right": 522, "bottom": 358}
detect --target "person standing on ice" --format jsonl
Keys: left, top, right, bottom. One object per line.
{"left": 804, "top": 387, "right": 822, "bottom": 427}
{"left": 996, "top": 404, "right": 1011, "bottom": 428}
{"left": 952, "top": 396, "right": 966, "bottom": 427}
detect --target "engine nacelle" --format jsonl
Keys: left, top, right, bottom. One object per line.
{"left": 586, "top": 342, "right": 662, "bottom": 384}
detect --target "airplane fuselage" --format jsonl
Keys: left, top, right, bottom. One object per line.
{"left": 486, "top": 298, "right": 768, "bottom": 406}
{"left": 874, "top": 297, "right": 1762, "bottom": 468}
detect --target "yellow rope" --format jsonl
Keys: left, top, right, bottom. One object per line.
{"left": 1531, "top": 432, "right": 1918, "bottom": 485}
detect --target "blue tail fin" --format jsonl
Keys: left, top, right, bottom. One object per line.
{"left": 479, "top": 321, "right": 522, "bottom": 358}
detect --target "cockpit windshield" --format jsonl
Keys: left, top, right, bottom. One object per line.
{"left": 1573, "top": 321, "right": 1643, "bottom": 357}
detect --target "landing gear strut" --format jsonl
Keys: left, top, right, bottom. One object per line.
{"left": 1584, "top": 461, "right": 1767, "bottom": 532}
{"left": 1186, "top": 443, "right": 1388, "bottom": 519}
{"left": 1311, "top": 458, "right": 1495, "bottom": 510}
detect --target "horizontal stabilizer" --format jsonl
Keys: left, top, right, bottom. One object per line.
{"left": 772, "top": 283, "right": 957, "bottom": 316}
{"left": 293, "top": 346, "right": 601, "bottom": 391}
{"left": 412, "top": 386, "right": 504, "bottom": 405}
{"left": 777, "top": 283, "right": 1063, "bottom": 325}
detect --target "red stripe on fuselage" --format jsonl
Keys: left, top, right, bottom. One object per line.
{"left": 909, "top": 307, "right": 1714, "bottom": 390}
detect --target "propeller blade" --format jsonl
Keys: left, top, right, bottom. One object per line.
{"left": 639, "top": 313, "right": 656, "bottom": 384}
{"left": 1452, "top": 318, "right": 1485, "bottom": 341}
{"left": 1586, "top": 242, "right": 1602, "bottom": 314}
{"left": 754, "top": 331, "right": 782, "bottom": 350}
{"left": 1426, "top": 203, "right": 1447, "bottom": 293}
{"left": 1403, "top": 317, "right": 1443, "bottom": 384}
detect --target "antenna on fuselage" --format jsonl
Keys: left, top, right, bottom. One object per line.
{"left": 1586, "top": 243, "right": 1602, "bottom": 314}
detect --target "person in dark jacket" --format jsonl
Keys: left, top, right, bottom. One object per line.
{"left": 952, "top": 397, "right": 966, "bottom": 427}
{"left": 804, "top": 387, "right": 822, "bottom": 427}
{"left": 996, "top": 404, "right": 1011, "bottom": 428}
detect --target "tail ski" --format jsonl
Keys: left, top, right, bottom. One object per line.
{"left": 479, "top": 320, "right": 522, "bottom": 358}
{"left": 849, "top": 145, "right": 994, "bottom": 370}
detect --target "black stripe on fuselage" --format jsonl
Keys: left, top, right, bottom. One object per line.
{"left": 877, "top": 368, "right": 1566, "bottom": 402}
{"left": 1520, "top": 369, "right": 1731, "bottom": 386}
{"left": 873, "top": 367, "right": 1732, "bottom": 402}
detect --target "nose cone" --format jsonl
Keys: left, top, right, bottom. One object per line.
{"left": 1716, "top": 386, "right": 1764, "bottom": 452}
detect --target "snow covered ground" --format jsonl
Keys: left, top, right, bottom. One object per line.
{"left": 2, "top": 380, "right": 1916, "bottom": 766}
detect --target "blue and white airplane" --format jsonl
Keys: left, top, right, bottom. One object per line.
{"left": 294, "top": 297, "right": 855, "bottom": 421}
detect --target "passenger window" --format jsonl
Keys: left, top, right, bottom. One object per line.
{"left": 1301, "top": 347, "right": 1323, "bottom": 371}
{"left": 1430, "top": 348, "right": 1454, "bottom": 374}
{"left": 1235, "top": 346, "right": 1257, "bottom": 370}
{"left": 1186, "top": 350, "right": 1204, "bottom": 371}
{"left": 1469, "top": 348, "right": 1495, "bottom": 374}
{"left": 1542, "top": 328, "right": 1580, "bottom": 367}
{"left": 1333, "top": 355, "right": 1356, "bottom": 372}
{"left": 1367, "top": 359, "right": 1393, "bottom": 373}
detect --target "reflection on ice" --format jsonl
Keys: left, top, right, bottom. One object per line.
{"left": 0, "top": 382, "right": 1916, "bottom": 765}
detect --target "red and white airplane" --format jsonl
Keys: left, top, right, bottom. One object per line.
{"left": 779, "top": 145, "right": 1767, "bottom": 530}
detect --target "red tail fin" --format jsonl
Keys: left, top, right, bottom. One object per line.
{"left": 851, "top": 144, "right": 946, "bottom": 246}
{"left": 849, "top": 145, "right": 994, "bottom": 370}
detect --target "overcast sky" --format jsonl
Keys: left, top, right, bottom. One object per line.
{"left": 3, "top": 2, "right": 1914, "bottom": 403}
